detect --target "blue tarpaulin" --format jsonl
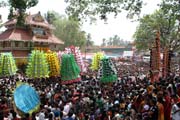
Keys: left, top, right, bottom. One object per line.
{"left": 14, "top": 84, "right": 40, "bottom": 113}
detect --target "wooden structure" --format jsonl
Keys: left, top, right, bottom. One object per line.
{"left": 162, "top": 48, "right": 169, "bottom": 78}
{"left": 150, "top": 31, "right": 161, "bottom": 82}
{"left": 0, "top": 12, "right": 64, "bottom": 58}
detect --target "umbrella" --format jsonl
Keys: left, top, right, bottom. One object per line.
{"left": 13, "top": 84, "right": 40, "bottom": 114}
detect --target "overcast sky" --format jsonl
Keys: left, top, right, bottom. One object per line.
{"left": 0, "top": 0, "right": 161, "bottom": 45}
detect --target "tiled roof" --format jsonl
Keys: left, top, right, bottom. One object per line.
{"left": 25, "top": 15, "right": 54, "bottom": 29}
{"left": 0, "top": 29, "right": 31, "bottom": 41}
{"left": 3, "top": 19, "right": 17, "bottom": 26}
{"left": 0, "top": 28, "right": 64, "bottom": 44}
{"left": 4, "top": 13, "right": 54, "bottom": 30}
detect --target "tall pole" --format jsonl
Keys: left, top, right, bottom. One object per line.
{"left": 85, "top": 33, "right": 91, "bottom": 59}
{"left": 150, "top": 31, "right": 161, "bottom": 83}
{"left": 155, "top": 31, "right": 161, "bottom": 71}
{"left": 162, "top": 47, "right": 168, "bottom": 78}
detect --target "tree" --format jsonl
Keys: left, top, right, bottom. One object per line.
{"left": 134, "top": 9, "right": 180, "bottom": 52}
{"left": 44, "top": 11, "right": 62, "bottom": 24}
{"left": 0, "top": 1, "right": 7, "bottom": 7}
{"left": 0, "top": 1, "right": 7, "bottom": 28}
{"left": 101, "top": 35, "right": 129, "bottom": 46}
{"left": 86, "top": 33, "right": 94, "bottom": 47}
{"left": 101, "top": 38, "right": 106, "bottom": 46}
{"left": 8, "top": 0, "right": 38, "bottom": 26}
{"left": 112, "top": 35, "right": 120, "bottom": 46}
{"left": 160, "top": 0, "right": 180, "bottom": 51}
{"left": 0, "top": 15, "right": 2, "bottom": 28}
{"left": 64, "top": 0, "right": 143, "bottom": 21}
{"left": 45, "top": 11, "right": 86, "bottom": 49}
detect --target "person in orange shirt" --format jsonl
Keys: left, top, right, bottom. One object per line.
{"left": 157, "top": 91, "right": 164, "bottom": 120}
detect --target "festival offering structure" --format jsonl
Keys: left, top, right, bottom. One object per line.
{"left": 13, "top": 83, "right": 40, "bottom": 115}
{"left": 91, "top": 52, "right": 104, "bottom": 71}
{"left": 0, "top": 53, "right": 17, "bottom": 77}
{"left": 46, "top": 51, "right": 60, "bottom": 77}
{"left": 60, "top": 54, "right": 81, "bottom": 84}
{"left": 26, "top": 50, "right": 49, "bottom": 78}
{"left": 98, "top": 57, "right": 118, "bottom": 83}
{"left": 65, "top": 46, "right": 86, "bottom": 73}
{"left": 57, "top": 51, "right": 64, "bottom": 63}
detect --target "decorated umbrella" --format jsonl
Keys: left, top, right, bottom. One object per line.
{"left": 13, "top": 83, "right": 40, "bottom": 115}
{"left": 98, "top": 57, "right": 118, "bottom": 83}
{"left": 26, "top": 50, "right": 49, "bottom": 78}
{"left": 46, "top": 51, "right": 60, "bottom": 77}
{"left": 91, "top": 52, "right": 104, "bottom": 71}
{"left": 60, "top": 54, "right": 81, "bottom": 84}
{"left": 0, "top": 52, "right": 17, "bottom": 77}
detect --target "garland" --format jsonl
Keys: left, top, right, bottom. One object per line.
{"left": 60, "top": 54, "right": 81, "bottom": 84}
{"left": 0, "top": 53, "right": 17, "bottom": 77}
{"left": 98, "top": 58, "right": 117, "bottom": 83}
{"left": 26, "top": 50, "right": 49, "bottom": 78}
{"left": 65, "top": 46, "right": 86, "bottom": 73}
{"left": 46, "top": 51, "right": 60, "bottom": 77}
{"left": 91, "top": 52, "right": 104, "bottom": 71}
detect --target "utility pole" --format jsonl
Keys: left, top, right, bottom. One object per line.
{"left": 85, "top": 33, "right": 91, "bottom": 59}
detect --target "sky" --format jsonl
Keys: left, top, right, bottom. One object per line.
{"left": 0, "top": 0, "right": 161, "bottom": 45}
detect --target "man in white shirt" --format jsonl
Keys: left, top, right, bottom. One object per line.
{"left": 171, "top": 102, "right": 180, "bottom": 120}
{"left": 62, "top": 102, "right": 72, "bottom": 119}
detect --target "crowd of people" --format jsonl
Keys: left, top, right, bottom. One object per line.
{"left": 0, "top": 60, "right": 179, "bottom": 120}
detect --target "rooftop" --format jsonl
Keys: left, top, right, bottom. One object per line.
{"left": 3, "top": 12, "right": 54, "bottom": 30}
{"left": 0, "top": 28, "right": 64, "bottom": 44}
{"left": 0, "top": 12, "right": 64, "bottom": 45}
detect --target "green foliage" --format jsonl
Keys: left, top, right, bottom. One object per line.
{"left": 134, "top": 9, "right": 180, "bottom": 52}
{"left": 26, "top": 50, "right": 49, "bottom": 78}
{"left": 44, "top": 11, "right": 62, "bottom": 24}
{"left": 46, "top": 11, "right": 86, "bottom": 49}
{"left": 160, "top": 0, "right": 180, "bottom": 51}
{"left": 86, "top": 33, "right": 94, "bottom": 47}
{"left": 0, "top": 1, "right": 7, "bottom": 7}
{"left": 8, "top": 7, "right": 15, "bottom": 20}
{"left": 8, "top": 0, "right": 38, "bottom": 26}
{"left": 0, "top": 15, "right": 2, "bottom": 28}
{"left": 64, "top": 0, "right": 143, "bottom": 21}
{"left": 101, "top": 35, "right": 130, "bottom": 46}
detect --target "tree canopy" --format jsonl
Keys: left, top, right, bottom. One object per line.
{"left": 134, "top": 9, "right": 180, "bottom": 52}
{"left": 101, "top": 35, "right": 130, "bottom": 46}
{"left": 64, "top": 0, "right": 143, "bottom": 21}
{"left": 45, "top": 11, "right": 87, "bottom": 49}
{"left": 0, "top": 1, "right": 7, "bottom": 7}
{"left": 8, "top": 0, "right": 38, "bottom": 26}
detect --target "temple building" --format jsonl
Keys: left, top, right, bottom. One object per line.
{"left": 0, "top": 12, "right": 64, "bottom": 58}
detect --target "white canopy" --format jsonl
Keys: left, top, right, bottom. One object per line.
{"left": 123, "top": 51, "right": 134, "bottom": 57}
